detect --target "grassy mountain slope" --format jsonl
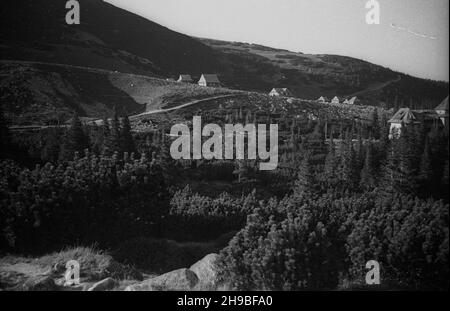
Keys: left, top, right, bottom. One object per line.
{"left": 200, "top": 39, "right": 448, "bottom": 108}
{"left": 199, "top": 38, "right": 397, "bottom": 96}
{"left": 0, "top": 0, "right": 229, "bottom": 124}
{"left": 0, "top": 0, "right": 221, "bottom": 75}
{"left": 0, "top": 61, "right": 235, "bottom": 125}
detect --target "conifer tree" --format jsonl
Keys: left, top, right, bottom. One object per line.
{"left": 442, "top": 159, "right": 449, "bottom": 197}
{"left": 338, "top": 133, "right": 359, "bottom": 191}
{"left": 371, "top": 108, "right": 380, "bottom": 139}
{"left": 355, "top": 133, "right": 365, "bottom": 171}
{"left": 233, "top": 160, "right": 249, "bottom": 183}
{"left": 397, "top": 125, "right": 419, "bottom": 193}
{"left": 343, "top": 144, "right": 360, "bottom": 190}
{"left": 324, "top": 138, "right": 337, "bottom": 184}
{"left": 41, "top": 128, "right": 62, "bottom": 163}
{"left": 381, "top": 128, "right": 416, "bottom": 194}
{"left": 379, "top": 112, "right": 389, "bottom": 152}
{"left": 0, "top": 104, "right": 11, "bottom": 159}
{"left": 156, "top": 131, "right": 175, "bottom": 182}
{"left": 120, "top": 115, "right": 135, "bottom": 154}
{"left": 414, "top": 122, "right": 427, "bottom": 152}
{"left": 105, "top": 109, "right": 121, "bottom": 155}
{"left": 59, "top": 113, "right": 88, "bottom": 162}
{"left": 305, "top": 121, "right": 326, "bottom": 156}
{"left": 429, "top": 126, "right": 448, "bottom": 187}
{"left": 418, "top": 138, "right": 433, "bottom": 196}
{"left": 360, "top": 143, "right": 376, "bottom": 190}
{"left": 245, "top": 110, "right": 252, "bottom": 124}
{"left": 294, "top": 152, "right": 316, "bottom": 195}
{"left": 380, "top": 141, "right": 399, "bottom": 194}
{"left": 101, "top": 115, "right": 111, "bottom": 156}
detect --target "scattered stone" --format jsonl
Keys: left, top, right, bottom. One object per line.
{"left": 21, "top": 275, "right": 59, "bottom": 291}
{"left": 125, "top": 268, "right": 198, "bottom": 291}
{"left": 67, "top": 284, "right": 90, "bottom": 291}
{"left": 87, "top": 277, "right": 117, "bottom": 291}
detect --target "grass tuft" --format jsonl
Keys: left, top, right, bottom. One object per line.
{"left": 37, "top": 246, "right": 142, "bottom": 281}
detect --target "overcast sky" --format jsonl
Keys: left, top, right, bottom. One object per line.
{"left": 105, "top": 0, "right": 449, "bottom": 81}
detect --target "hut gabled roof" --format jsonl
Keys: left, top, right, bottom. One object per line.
{"left": 200, "top": 74, "right": 220, "bottom": 83}
{"left": 178, "top": 74, "right": 193, "bottom": 82}
{"left": 348, "top": 96, "right": 358, "bottom": 104}
{"left": 435, "top": 96, "right": 449, "bottom": 111}
{"left": 388, "top": 108, "right": 422, "bottom": 124}
{"left": 271, "top": 88, "right": 292, "bottom": 96}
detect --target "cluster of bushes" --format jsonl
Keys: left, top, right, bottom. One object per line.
{"left": 0, "top": 152, "right": 169, "bottom": 253}
{"left": 214, "top": 123, "right": 449, "bottom": 291}
{"left": 296, "top": 125, "right": 449, "bottom": 201}
{"left": 166, "top": 186, "right": 258, "bottom": 240}
{"left": 346, "top": 194, "right": 449, "bottom": 290}
{"left": 218, "top": 190, "right": 449, "bottom": 290}
{"left": 1, "top": 100, "right": 449, "bottom": 290}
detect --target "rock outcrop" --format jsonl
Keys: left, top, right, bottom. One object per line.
{"left": 87, "top": 277, "right": 118, "bottom": 291}
{"left": 21, "top": 275, "right": 58, "bottom": 291}
{"left": 125, "top": 268, "right": 198, "bottom": 291}
{"left": 124, "top": 253, "right": 223, "bottom": 291}
{"left": 189, "top": 253, "right": 220, "bottom": 290}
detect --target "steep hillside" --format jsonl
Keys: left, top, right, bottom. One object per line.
{"left": 0, "top": 61, "right": 143, "bottom": 124}
{"left": 0, "top": 0, "right": 229, "bottom": 124}
{"left": 199, "top": 38, "right": 397, "bottom": 96}
{"left": 0, "top": 61, "right": 236, "bottom": 125}
{"left": 0, "top": 0, "right": 222, "bottom": 75}
{"left": 0, "top": 0, "right": 447, "bottom": 125}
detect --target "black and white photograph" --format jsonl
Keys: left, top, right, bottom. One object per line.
{"left": 0, "top": 0, "right": 449, "bottom": 297}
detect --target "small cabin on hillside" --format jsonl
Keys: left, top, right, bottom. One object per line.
{"left": 269, "top": 88, "right": 293, "bottom": 97}
{"left": 388, "top": 96, "right": 449, "bottom": 138}
{"left": 317, "top": 96, "right": 329, "bottom": 103}
{"left": 388, "top": 108, "right": 422, "bottom": 138}
{"left": 347, "top": 96, "right": 359, "bottom": 105}
{"left": 435, "top": 96, "right": 449, "bottom": 126}
{"left": 198, "top": 74, "right": 221, "bottom": 87}
{"left": 177, "top": 74, "right": 193, "bottom": 83}
{"left": 331, "top": 96, "right": 340, "bottom": 104}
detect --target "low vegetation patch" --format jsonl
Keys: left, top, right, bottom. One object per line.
{"left": 0, "top": 246, "right": 142, "bottom": 290}
{"left": 38, "top": 246, "right": 141, "bottom": 281}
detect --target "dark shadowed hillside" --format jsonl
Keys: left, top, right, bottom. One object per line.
{"left": 0, "top": 0, "right": 222, "bottom": 75}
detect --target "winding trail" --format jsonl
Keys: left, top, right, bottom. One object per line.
{"left": 0, "top": 59, "right": 156, "bottom": 80}
{"left": 3, "top": 60, "right": 245, "bottom": 129}
{"left": 130, "top": 94, "right": 243, "bottom": 119}
{"left": 9, "top": 94, "right": 245, "bottom": 130}
{"left": 5, "top": 59, "right": 397, "bottom": 130}
{"left": 347, "top": 75, "right": 401, "bottom": 98}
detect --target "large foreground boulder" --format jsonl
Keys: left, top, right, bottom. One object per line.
{"left": 125, "top": 269, "right": 198, "bottom": 291}
{"left": 87, "top": 277, "right": 118, "bottom": 291}
{"left": 189, "top": 254, "right": 220, "bottom": 290}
